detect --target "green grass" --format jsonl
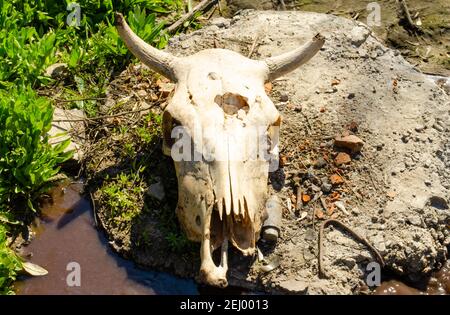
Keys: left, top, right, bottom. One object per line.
{"left": 99, "top": 168, "right": 146, "bottom": 225}
{"left": 0, "top": 225, "right": 23, "bottom": 295}
{"left": 0, "top": 0, "right": 206, "bottom": 295}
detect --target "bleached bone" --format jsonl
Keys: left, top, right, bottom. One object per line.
{"left": 115, "top": 13, "right": 180, "bottom": 82}
{"left": 116, "top": 12, "right": 324, "bottom": 287}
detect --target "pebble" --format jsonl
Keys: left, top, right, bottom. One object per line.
{"left": 314, "top": 157, "right": 327, "bottom": 168}
{"left": 432, "top": 123, "right": 444, "bottom": 132}
{"left": 321, "top": 182, "right": 332, "bottom": 193}
{"left": 279, "top": 93, "right": 289, "bottom": 102}
{"left": 407, "top": 215, "right": 422, "bottom": 226}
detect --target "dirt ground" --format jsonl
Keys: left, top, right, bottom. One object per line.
{"left": 223, "top": 0, "right": 450, "bottom": 76}
{"left": 72, "top": 9, "right": 450, "bottom": 295}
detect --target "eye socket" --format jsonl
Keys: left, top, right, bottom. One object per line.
{"left": 162, "top": 111, "right": 181, "bottom": 149}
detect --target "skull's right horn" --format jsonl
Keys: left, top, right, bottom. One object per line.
{"left": 263, "top": 33, "right": 325, "bottom": 81}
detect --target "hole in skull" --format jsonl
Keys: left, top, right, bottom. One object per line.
{"left": 214, "top": 93, "right": 249, "bottom": 116}
{"left": 196, "top": 215, "right": 201, "bottom": 227}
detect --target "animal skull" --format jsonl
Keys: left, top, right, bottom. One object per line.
{"left": 115, "top": 13, "right": 324, "bottom": 287}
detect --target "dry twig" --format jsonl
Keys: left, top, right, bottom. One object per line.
{"left": 318, "top": 219, "right": 385, "bottom": 279}
{"left": 167, "top": 0, "right": 218, "bottom": 34}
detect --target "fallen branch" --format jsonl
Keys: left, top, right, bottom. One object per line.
{"left": 398, "top": 0, "right": 421, "bottom": 32}
{"left": 167, "top": 0, "right": 218, "bottom": 34}
{"left": 54, "top": 97, "right": 107, "bottom": 103}
{"left": 53, "top": 106, "right": 154, "bottom": 123}
{"left": 318, "top": 219, "right": 385, "bottom": 279}
{"left": 247, "top": 29, "right": 263, "bottom": 58}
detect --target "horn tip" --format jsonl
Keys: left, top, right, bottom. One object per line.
{"left": 314, "top": 33, "right": 326, "bottom": 44}
{"left": 115, "top": 12, "right": 124, "bottom": 27}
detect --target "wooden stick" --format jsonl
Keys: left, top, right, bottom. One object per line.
{"left": 55, "top": 97, "right": 107, "bottom": 103}
{"left": 53, "top": 106, "right": 154, "bottom": 122}
{"left": 167, "top": 0, "right": 218, "bottom": 34}
{"left": 399, "top": 0, "right": 421, "bottom": 32}
{"left": 318, "top": 219, "right": 385, "bottom": 279}
{"left": 247, "top": 30, "right": 262, "bottom": 58}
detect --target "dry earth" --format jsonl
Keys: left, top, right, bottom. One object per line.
{"left": 79, "top": 10, "right": 449, "bottom": 294}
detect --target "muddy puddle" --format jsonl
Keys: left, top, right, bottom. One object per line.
{"left": 375, "top": 260, "right": 450, "bottom": 295}
{"left": 14, "top": 182, "right": 198, "bottom": 295}
{"left": 13, "top": 181, "right": 448, "bottom": 295}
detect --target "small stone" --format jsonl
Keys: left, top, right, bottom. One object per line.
{"left": 335, "top": 152, "right": 352, "bottom": 166}
{"left": 432, "top": 123, "right": 444, "bottom": 132}
{"left": 423, "top": 159, "right": 432, "bottom": 168}
{"left": 211, "top": 17, "right": 230, "bottom": 28}
{"left": 321, "top": 182, "right": 332, "bottom": 193}
{"left": 279, "top": 279, "right": 308, "bottom": 293}
{"left": 136, "top": 89, "right": 147, "bottom": 98}
{"left": 415, "top": 125, "right": 425, "bottom": 132}
{"left": 407, "top": 215, "right": 422, "bottom": 226}
{"left": 279, "top": 93, "right": 289, "bottom": 102}
{"left": 401, "top": 134, "right": 410, "bottom": 143}
{"left": 330, "top": 174, "right": 344, "bottom": 185}
{"left": 424, "top": 179, "right": 432, "bottom": 187}
{"left": 331, "top": 79, "right": 341, "bottom": 86}
{"left": 374, "top": 143, "right": 384, "bottom": 151}
{"left": 303, "top": 248, "right": 315, "bottom": 261}
{"left": 347, "top": 92, "right": 355, "bottom": 99}
{"left": 45, "top": 63, "right": 68, "bottom": 79}
{"left": 304, "top": 229, "right": 315, "bottom": 241}
{"left": 334, "top": 135, "right": 364, "bottom": 153}
{"left": 147, "top": 182, "right": 165, "bottom": 201}
{"left": 314, "top": 157, "right": 327, "bottom": 168}
{"left": 334, "top": 201, "right": 349, "bottom": 215}
{"left": 325, "top": 87, "right": 337, "bottom": 93}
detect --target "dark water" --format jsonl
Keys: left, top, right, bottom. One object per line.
{"left": 13, "top": 182, "right": 448, "bottom": 295}
{"left": 374, "top": 261, "right": 450, "bottom": 295}
{"left": 14, "top": 182, "right": 198, "bottom": 295}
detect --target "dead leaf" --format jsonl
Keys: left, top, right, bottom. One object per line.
{"left": 315, "top": 208, "right": 325, "bottom": 219}
{"left": 22, "top": 262, "right": 48, "bottom": 276}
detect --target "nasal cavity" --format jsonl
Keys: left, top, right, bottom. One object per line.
{"left": 214, "top": 93, "right": 249, "bottom": 116}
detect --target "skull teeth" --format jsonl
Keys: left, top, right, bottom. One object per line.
{"left": 216, "top": 197, "right": 249, "bottom": 222}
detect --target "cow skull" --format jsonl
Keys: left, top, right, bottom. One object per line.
{"left": 115, "top": 13, "right": 324, "bottom": 287}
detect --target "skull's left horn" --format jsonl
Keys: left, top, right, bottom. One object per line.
{"left": 263, "top": 33, "right": 325, "bottom": 81}
{"left": 115, "top": 13, "right": 180, "bottom": 82}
